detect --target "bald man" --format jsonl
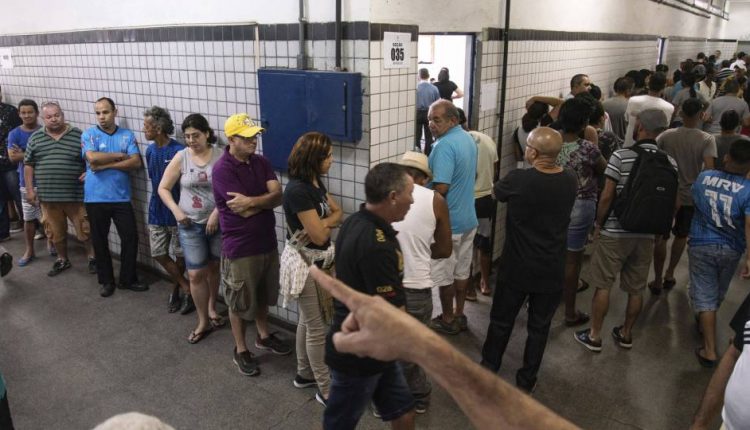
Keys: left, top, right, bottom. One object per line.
{"left": 481, "top": 127, "right": 577, "bottom": 393}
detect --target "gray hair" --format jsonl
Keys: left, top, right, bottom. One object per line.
{"left": 143, "top": 105, "right": 175, "bottom": 136}
{"left": 41, "top": 101, "right": 62, "bottom": 111}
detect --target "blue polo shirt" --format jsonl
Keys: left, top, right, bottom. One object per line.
{"left": 428, "top": 125, "right": 478, "bottom": 234}
{"left": 82, "top": 126, "right": 140, "bottom": 203}
{"left": 690, "top": 169, "right": 750, "bottom": 253}
{"left": 7, "top": 126, "right": 39, "bottom": 188}
{"left": 146, "top": 138, "right": 184, "bottom": 225}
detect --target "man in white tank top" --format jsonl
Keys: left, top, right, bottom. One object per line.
{"left": 392, "top": 151, "right": 452, "bottom": 414}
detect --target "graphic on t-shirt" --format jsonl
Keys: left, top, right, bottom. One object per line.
{"left": 198, "top": 171, "right": 208, "bottom": 182}
{"left": 192, "top": 196, "right": 203, "bottom": 209}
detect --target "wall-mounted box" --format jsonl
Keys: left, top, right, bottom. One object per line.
{"left": 258, "top": 68, "right": 362, "bottom": 170}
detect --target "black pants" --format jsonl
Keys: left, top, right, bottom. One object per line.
{"left": 0, "top": 392, "right": 13, "bottom": 430}
{"left": 415, "top": 109, "right": 434, "bottom": 155}
{"left": 85, "top": 202, "right": 139, "bottom": 286}
{"left": 481, "top": 282, "right": 562, "bottom": 389}
{"left": 0, "top": 170, "right": 23, "bottom": 239}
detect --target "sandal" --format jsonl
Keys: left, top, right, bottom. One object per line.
{"left": 647, "top": 281, "right": 662, "bottom": 296}
{"left": 18, "top": 255, "right": 34, "bottom": 267}
{"left": 187, "top": 326, "right": 214, "bottom": 344}
{"left": 695, "top": 347, "right": 716, "bottom": 368}
{"left": 210, "top": 315, "right": 227, "bottom": 328}
{"left": 564, "top": 311, "right": 590, "bottom": 327}
{"left": 663, "top": 278, "right": 676, "bottom": 290}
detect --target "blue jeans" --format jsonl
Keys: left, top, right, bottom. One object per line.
{"left": 688, "top": 244, "right": 742, "bottom": 312}
{"left": 567, "top": 199, "right": 596, "bottom": 252}
{"left": 324, "top": 364, "right": 414, "bottom": 429}
{"left": 177, "top": 222, "right": 221, "bottom": 270}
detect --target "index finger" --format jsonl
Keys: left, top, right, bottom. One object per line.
{"left": 309, "top": 266, "right": 368, "bottom": 311}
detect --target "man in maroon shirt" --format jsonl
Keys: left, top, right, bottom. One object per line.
{"left": 212, "top": 113, "right": 291, "bottom": 377}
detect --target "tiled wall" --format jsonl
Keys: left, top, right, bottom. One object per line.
{"left": 663, "top": 37, "right": 738, "bottom": 72}
{"left": 0, "top": 22, "right": 418, "bottom": 324}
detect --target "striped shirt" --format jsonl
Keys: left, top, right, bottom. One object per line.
{"left": 24, "top": 125, "right": 85, "bottom": 202}
{"left": 601, "top": 140, "right": 678, "bottom": 238}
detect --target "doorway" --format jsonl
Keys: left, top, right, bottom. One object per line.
{"left": 418, "top": 34, "right": 475, "bottom": 115}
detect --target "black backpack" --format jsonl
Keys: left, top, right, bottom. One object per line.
{"left": 611, "top": 145, "right": 678, "bottom": 234}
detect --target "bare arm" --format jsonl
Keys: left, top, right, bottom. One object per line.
{"left": 309, "top": 267, "right": 580, "bottom": 430}
{"left": 431, "top": 191, "right": 452, "bottom": 259}
{"left": 91, "top": 153, "right": 142, "bottom": 172}
{"left": 297, "top": 209, "right": 333, "bottom": 247}
{"left": 8, "top": 146, "right": 23, "bottom": 164}
{"left": 452, "top": 87, "right": 464, "bottom": 100}
{"left": 157, "top": 152, "right": 189, "bottom": 224}
{"left": 584, "top": 125, "right": 598, "bottom": 146}
{"left": 323, "top": 193, "right": 343, "bottom": 228}
{"left": 433, "top": 182, "right": 450, "bottom": 197}
{"left": 85, "top": 151, "right": 126, "bottom": 166}
{"left": 595, "top": 178, "right": 617, "bottom": 228}
{"left": 226, "top": 180, "right": 282, "bottom": 215}
{"left": 702, "top": 155, "right": 715, "bottom": 170}
{"left": 742, "top": 215, "right": 750, "bottom": 279}
{"left": 23, "top": 164, "right": 37, "bottom": 204}
{"left": 690, "top": 343, "right": 741, "bottom": 429}
{"left": 526, "top": 96, "right": 563, "bottom": 109}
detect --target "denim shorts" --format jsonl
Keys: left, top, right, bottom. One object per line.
{"left": 177, "top": 222, "right": 222, "bottom": 270}
{"left": 324, "top": 364, "right": 414, "bottom": 428}
{"left": 567, "top": 199, "right": 596, "bottom": 252}
{"left": 688, "top": 244, "right": 742, "bottom": 312}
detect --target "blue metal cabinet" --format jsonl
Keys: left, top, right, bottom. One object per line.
{"left": 258, "top": 68, "right": 362, "bottom": 171}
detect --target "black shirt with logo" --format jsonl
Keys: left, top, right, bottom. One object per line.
{"left": 325, "top": 206, "right": 405, "bottom": 376}
{"left": 282, "top": 177, "right": 331, "bottom": 250}
{"left": 731, "top": 291, "right": 750, "bottom": 352}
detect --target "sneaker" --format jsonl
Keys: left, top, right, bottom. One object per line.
{"left": 87, "top": 258, "right": 97, "bottom": 274}
{"left": 429, "top": 315, "right": 460, "bottom": 335}
{"left": 315, "top": 391, "right": 327, "bottom": 407}
{"left": 293, "top": 374, "right": 318, "bottom": 389}
{"left": 47, "top": 259, "right": 72, "bottom": 277}
{"left": 456, "top": 314, "right": 468, "bottom": 332}
{"left": 611, "top": 326, "right": 633, "bottom": 349}
{"left": 372, "top": 403, "right": 381, "bottom": 419}
{"left": 233, "top": 347, "right": 260, "bottom": 376}
{"left": 0, "top": 252, "right": 13, "bottom": 277}
{"left": 9, "top": 226, "right": 23, "bottom": 234}
{"left": 574, "top": 329, "right": 602, "bottom": 353}
{"left": 100, "top": 283, "right": 116, "bottom": 298}
{"left": 255, "top": 332, "right": 292, "bottom": 355}
{"left": 34, "top": 231, "right": 46, "bottom": 240}
{"left": 118, "top": 282, "right": 149, "bottom": 292}
{"left": 414, "top": 400, "right": 428, "bottom": 414}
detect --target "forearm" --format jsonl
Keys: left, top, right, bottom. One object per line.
{"left": 595, "top": 194, "right": 613, "bottom": 226}
{"left": 23, "top": 166, "right": 34, "bottom": 191}
{"left": 414, "top": 333, "right": 578, "bottom": 430}
{"left": 157, "top": 188, "right": 182, "bottom": 216}
{"left": 99, "top": 155, "right": 141, "bottom": 171}
{"left": 87, "top": 151, "right": 125, "bottom": 166}
{"left": 692, "top": 346, "right": 739, "bottom": 427}
{"left": 249, "top": 190, "right": 282, "bottom": 210}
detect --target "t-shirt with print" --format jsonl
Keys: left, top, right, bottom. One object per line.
{"left": 7, "top": 126, "right": 39, "bottom": 188}
{"left": 690, "top": 170, "right": 750, "bottom": 253}
{"left": 723, "top": 291, "right": 750, "bottom": 429}
{"left": 282, "top": 178, "right": 331, "bottom": 250}
{"left": 177, "top": 146, "right": 222, "bottom": 224}
{"left": 657, "top": 127, "right": 717, "bottom": 206}
{"left": 82, "top": 126, "right": 140, "bottom": 203}
{"left": 146, "top": 138, "right": 184, "bottom": 226}
{"left": 325, "top": 207, "right": 405, "bottom": 376}
{"left": 601, "top": 139, "right": 679, "bottom": 239}
{"left": 704, "top": 95, "right": 750, "bottom": 135}
{"left": 556, "top": 138, "right": 601, "bottom": 201}
{"left": 495, "top": 167, "right": 577, "bottom": 293}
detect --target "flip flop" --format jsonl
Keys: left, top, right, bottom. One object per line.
{"left": 663, "top": 278, "right": 677, "bottom": 290}
{"left": 210, "top": 315, "right": 227, "bottom": 328}
{"left": 18, "top": 255, "right": 34, "bottom": 267}
{"left": 695, "top": 347, "right": 716, "bottom": 368}
{"left": 480, "top": 287, "right": 492, "bottom": 296}
{"left": 187, "top": 326, "right": 214, "bottom": 344}
{"left": 647, "top": 281, "right": 662, "bottom": 296}
{"left": 565, "top": 311, "right": 590, "bottom": 327}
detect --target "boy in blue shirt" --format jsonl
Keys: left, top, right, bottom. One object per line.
{"left": 82, "top": 97, "right": 143, "bottom": 298}
{"left": 690, "top": 138, "right": 750, "bottom": 367}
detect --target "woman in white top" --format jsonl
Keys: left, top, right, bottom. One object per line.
{"left": 159, "top": 113, "right": 224, "bottom": 344}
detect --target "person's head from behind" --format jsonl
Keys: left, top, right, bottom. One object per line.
{"left": 720, "top": 110, "right": 740, "bottom": 133}
{"left": 635, "top": 109, "right": 668, "bottom": 140}
{"left": 655, "top": 64, "right": 669, "bottom": 74}
{"left": 588, "top": 84, "right": 602, "bottom": 101}
{"left": 428, "top": 99, "right": 459, "bottom": 138}
{"left": 648, "top": 72, "right": 667, "bottom": 93}
{"left": 288, "top": 131, "right": 334, "bottom": 181}
{"left": 18, "top": 99, "right": 39, "bottom": 128}
{"left": 419, "top": 68, "right": 429, "bottom": 80}
{"left": 364, "top": 163, "right": 414, "bottom": 223}
{"left": 570, "top": 74, "right": 591, "bottom": 95}
{"left": 522, "top": 101, "right": 549, "bottom": 132}
{"left": 697, "top": 52, "right": 706, "bottom": 62}
{"left": 437, "top": 67, "right": 450, "bottom": 83}
{"left": 722, "top": 59, "right": 731, "bottom": 69}
{"left": 715, "top": 50, "right": 722, "bottom": 58}
{"left": 182, "top": 113, "right": 216, "bottom": 151}
{"left": 558, "top": 98, "right": 591, "bottom": 135}
{"left": 41, "top": 101, "right": 65, "bottom": 133}
{"left": 625, "top": 70, "right": 644, "bottom": 89}
{"left": 680, "top": 97, "right": 703, "bottom": 121}
{"left": 456, "top": 108, "right": 468, "bottom": 131}
{"left": 724, "top": 78, "right": 740, "bottom": 95}
{"left": 726, "top": 138, "right": 750, "bottom": 176}
{"left": 525, "top": 127, "right": 563, "bottom": 166}
{"left": 614, "top": 77, "right": 635, "bottom": 97}
{"left": 143, "top": 105, "right": 175, "bottom": 141}
{"left": 398, "top": 151, "right": 432, "bottom": 186}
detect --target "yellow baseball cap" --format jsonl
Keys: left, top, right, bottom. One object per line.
{"left": 224, "top": 113, "right": 265, "bottom": 138}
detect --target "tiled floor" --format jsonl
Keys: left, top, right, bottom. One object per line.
{"left": 0, "top": 234, "right": 742, "bottom": 429}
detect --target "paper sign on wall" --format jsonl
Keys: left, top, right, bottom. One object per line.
{"left": 383, "top": 32, "right": 411, "bottom": 69}
{"left": 480, "top": 82, "right": 498, "bottom": 112}
{"left": 0, "top": 49, "right": 12, "bottom": 69}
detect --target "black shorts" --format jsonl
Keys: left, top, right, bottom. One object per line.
{"left": 475, "top": 195, "right": 494, "bottom": 220}
{"left": 669, "top": 205, "right": 694, "bottom": 238}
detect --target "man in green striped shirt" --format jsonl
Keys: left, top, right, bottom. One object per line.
{"left": 24, "top": 102, "right": 95, "bottom": 277}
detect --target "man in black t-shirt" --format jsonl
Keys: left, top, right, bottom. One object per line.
{"left": 480, "top": 127, "right": 577, "bottom": 393}
{"left": 324, "top": 163, "right": 416, "bottom": 430}
{"left": 691, "top": 291, "right": 750, "bottom": 429}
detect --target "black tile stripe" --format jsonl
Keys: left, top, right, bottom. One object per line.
{"left": 506, "top": 29, "right": 658, "bottom": 42}
{"left": 668, "top": 36, "right": 708, "bottom": 42}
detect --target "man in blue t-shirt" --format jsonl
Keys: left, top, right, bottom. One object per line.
{"left": 143, "top": 106, "right": 192, "bottom": 314}
{"left": 82, "top": 97, "right": 144, "bottom": 298}
{"left": 689, "top": 138, "right": 750, "bottom": 367}
{"left": 427, "top": 100, "right": 478, "bottom": 335}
